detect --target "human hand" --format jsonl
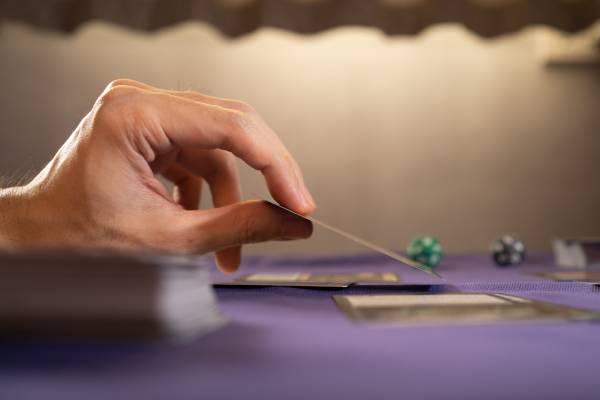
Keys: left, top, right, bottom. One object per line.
{"left": 0, "top": 79, "right": 315, "bottom": 272}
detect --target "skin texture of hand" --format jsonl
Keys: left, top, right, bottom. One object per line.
{"left": 0, "top": 79, "right": 315, "bottom": 273}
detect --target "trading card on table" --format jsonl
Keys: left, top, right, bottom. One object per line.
{"left": 333, "top": 293, "right": 600, "bottom": 326}
{"left": 214, "top": 272, "right": 400, "bottom": 288}
{"left": 531, "top": 271, "right": 600, "bottom": 284}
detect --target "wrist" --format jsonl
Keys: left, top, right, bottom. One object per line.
{"left": 0, "top": 185, "right": 79, "bottom": 251}
{"left": 0, "top": 186, "right": 32, "bottom": 249}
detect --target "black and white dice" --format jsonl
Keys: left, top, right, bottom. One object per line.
{"left": 491, "top": 235, "right": 525, "bottom": 267}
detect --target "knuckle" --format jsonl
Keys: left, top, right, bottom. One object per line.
{"left": 98, "top": 85, "right": 138, "bottom": 106}
{"left": 95, "top": 87, "right": 142, "bottom": 127}
{"left": 227, "top": 111, "right": 252, "bottom": 135}
{"left": 230, "top": 100, "right": 255, "bottom": 114}
{"left": 104, "top": 79, "right": 133, "bottom": 91}
{"left": 239, "top": 215, "right": 255, "bottom": 243}
{"left": 227, "top": 111, "right": 245, "bottom": 130}
{"left": 94, "top": 87, "right": 147, "bottom": 132}
{"left": 238, "top": 214, "right": 268, "bottom": 244}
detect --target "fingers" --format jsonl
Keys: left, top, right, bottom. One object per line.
{"left": 176, "top": 149, "right": 241, "bottom": 206}
{"left": 159, "top": 92, "right": 313, "bottom": 214}
{"left": 177, "top": 149, "right": 243, "bottom": 271}
{"left": 161, "top": 154, "right": 243, "bottom": 271}
{"left": 98, "top": 80, "right": 315, "bottom": 215}
{"left": 117, "top": 79, "right": 247, "bottom": 269}
{"left": 180, "top": 200, "right": 313, "bottom": 273}
{"left": 161, "top": 163, "right": 202, "bottom": 210}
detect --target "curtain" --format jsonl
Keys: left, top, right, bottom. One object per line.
{"left": 1, "top": 0, "right": 599, "bottom": 37}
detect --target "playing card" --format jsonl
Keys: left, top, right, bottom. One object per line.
{"left": 214, "top": 272, "right": 400, "bottom": 288}
{"left": 333, "top": 293, "right": 600, "bottom": 325}
{"left": 261, "top": 199, "right": 441, "bottom": 279}
{"left": 531, "top": 271, "right": 600, "bottom": 283}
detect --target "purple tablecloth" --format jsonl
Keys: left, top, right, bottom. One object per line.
{"left": 2, "top": 253, "right": 600, "bottom": 400}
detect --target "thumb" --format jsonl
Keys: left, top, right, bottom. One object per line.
{"left": 183, "top": 200, "right": 313, "bottom": 272}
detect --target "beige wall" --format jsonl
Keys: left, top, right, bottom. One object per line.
{"left": 1, "top": 21, "right": 599, "bottom": 256}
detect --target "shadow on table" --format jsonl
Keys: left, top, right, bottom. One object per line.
{"left": 0, "top": 321, "right": 268, "bottom": 373}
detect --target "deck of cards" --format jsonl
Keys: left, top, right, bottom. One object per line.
{"left": 0, "top": 251, "right": 227, "bottom": 339}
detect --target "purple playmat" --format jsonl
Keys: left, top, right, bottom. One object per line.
{"left": 2, "top": 253, "right": 600, "bottom": 400}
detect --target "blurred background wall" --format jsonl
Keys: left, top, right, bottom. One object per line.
{"left": 1, "top": 21, "right": 599, "bottom": 255}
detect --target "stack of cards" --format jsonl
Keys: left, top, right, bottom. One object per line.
{"left": 334, "top": 293, "right": 600, "bottom": 326}
{"left": 0, "top": 251, "right": 227, "bottom": 339}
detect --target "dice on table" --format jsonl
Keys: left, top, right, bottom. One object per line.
{"left": 491, "top": 235, "right": 525, "bottom": 267}
{"left": 407, "top": 236, "right": 443, "bottom": 269}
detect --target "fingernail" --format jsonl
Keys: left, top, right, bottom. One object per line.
{"left": 304, "top": 189, "right": 316, "bottom": 211}
{"left": 297, "top": 185, "right": 315, "bottom": 213}
{"left": 283, "top": 217, "right": 313, "bottom": 239}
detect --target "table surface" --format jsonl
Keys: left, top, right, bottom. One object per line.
{"left": 2, "top": 253, "right": 600, "bottom": 400}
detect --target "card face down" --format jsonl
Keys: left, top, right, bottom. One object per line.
{"left": 333, "top": 293, "right": 600, "bottom": 326}
{"left": 214, "top": 272, "right": 400, "bottom": 288}
{"left": 531, "top": 271, "right": 600, "bottom": 284}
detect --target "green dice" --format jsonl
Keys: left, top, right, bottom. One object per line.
{"left": 407, "top": 236, "right": 443, "bottom": 269}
